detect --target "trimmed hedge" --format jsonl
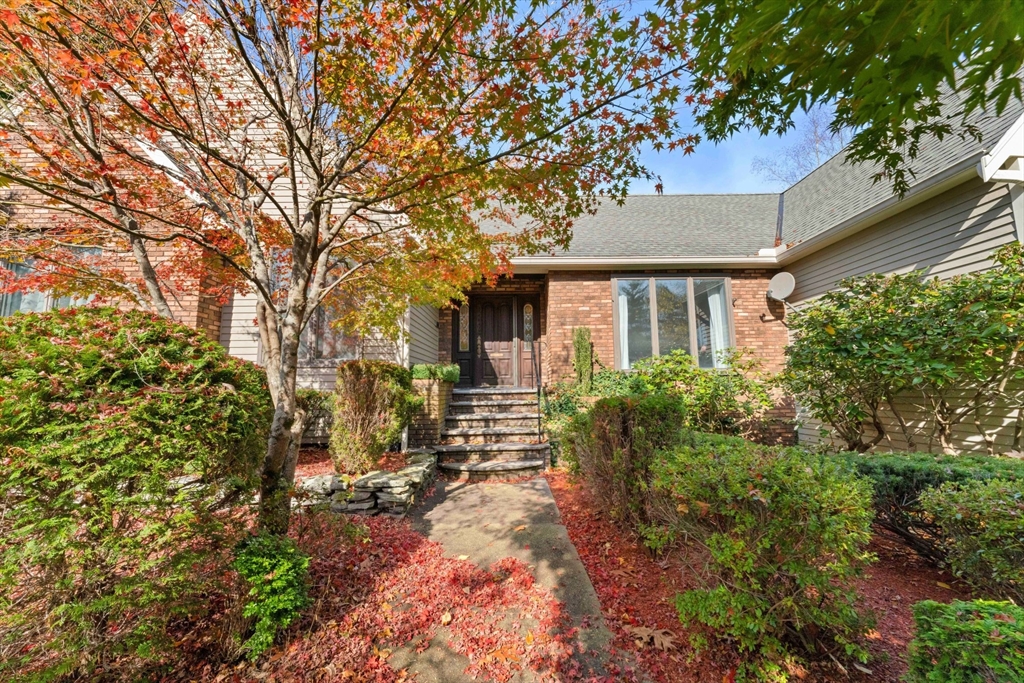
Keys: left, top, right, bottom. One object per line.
{"left": 411, "top": 363, "right": 460, "bottom": 383}
{"left": 330, "top": 360, "right": 419, "bottom": 474}
{"left": 921, "top": 478, "right": 1024, "bottom": 603}
{"left": 906, "top": 600, "right": 1024, "bottom": 682}
{"left": 562, "top": 395, "right": 685, "bottom": 526}
{"left": 0, "top": 308, "right": 272, "bottom": 680}
{"left": 651, "top": 434, "right": 875, "bottom": 678}
{"left": 834, "top": 452, "right": 1024, "bottom": 563}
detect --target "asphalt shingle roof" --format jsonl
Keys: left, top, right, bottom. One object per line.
{"left": 781, "top": 93, "right": 1024, "bottom": 246}
{"left": 547, "top": 193, "right": 780, "bottom": 258}
{"left": 532, "top": 80, "right": 1023, "bottom": 261}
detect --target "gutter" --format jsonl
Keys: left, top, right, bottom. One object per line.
{"left": 510, "top": 254, "right": 780, "bottom": 272}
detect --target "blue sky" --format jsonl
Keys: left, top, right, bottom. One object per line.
{"left": 627, "top": 110, "right": 817, "bottom": 195}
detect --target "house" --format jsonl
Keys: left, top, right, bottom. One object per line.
{"left": 4, "top": 94, "right": 1022, "bottom": 455}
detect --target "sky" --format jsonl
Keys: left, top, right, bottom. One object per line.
{"left": 627, "top": 110, "right": 818, "bottom": 196}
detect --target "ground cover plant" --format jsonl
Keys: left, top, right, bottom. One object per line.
{"left": 0, "top": 308, "right": 272, "bottom": 681}
{"left": 331, "top": 360, "right": 420, "bottom": 475}
{"left": 785, "top": 244, "right": 1024, "bottom": 454}
{"left": 649, "top": 434, "right": 876, "bottom": 680}
{"left": 906, "top": 600, "right": 1024, "bottom": 682}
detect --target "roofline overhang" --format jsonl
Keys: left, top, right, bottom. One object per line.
{"left": 509, "top": 255, "right": 779, "bottom": 273}
{"left": 776, "top": 152, "right": 986, "bottom": 266}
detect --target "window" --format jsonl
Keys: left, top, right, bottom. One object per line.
{"left": 298, "top": 305, "right": 358, "bottom": 363}
{"left": 1, "top": 260, "right": 91, "bottom": 316}
{"left": 613, "top": 276, "right": 732, "bottom": 370}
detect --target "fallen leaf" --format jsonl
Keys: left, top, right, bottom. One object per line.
{"left": 514, "top": 524, "right": 527, "bottom": 532}
{"left": 625, "top": 625, "right": 677, "bottom": 651}
{"left": 937, "top": 581, "right": 951, "bottom": 589}
{"left": 457, "top": 555, "right": 469, "bottom": 561}
{"left": 440, "top": 611, "right": 452, "bottom": 626}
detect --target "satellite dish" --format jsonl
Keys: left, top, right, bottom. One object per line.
{"left": 766, "top": 272, "right": 796, "bottom": 301}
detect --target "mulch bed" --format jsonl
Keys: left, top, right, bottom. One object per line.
{"left": 544, "top": 469, "right": 971, "bottom": 683}
{"left": 294, "top": 448, "right": 409, "bottom": 480}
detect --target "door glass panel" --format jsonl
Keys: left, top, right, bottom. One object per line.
{"left": 523, "top": 303, "right": 533, "bottom": 343}
{"left": 458, "top": 303, "right": 470, "bottom": 352}
{"left": 616, "top": 279, "right": 652, "bottom": 369}
{"left": 693, "top": 279, "right": 730, "bottom": 369}
{"left": 655, "top": 279, "right": 690, "bottom": 356}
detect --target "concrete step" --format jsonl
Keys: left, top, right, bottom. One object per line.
{"left": 441, "top": 426, "right": 542, "bottom": 444}
{"left": 438, "top": 459, "right": 547, "bottom": 481}
{"left": 452, "top": 387, "right": 538, "bottom": 402}
{"left": 434, "top": 442, "right": 550, "bottom": 463}
{"left": 449, "top": 400, "right": 539, "bottom": 415}
{"left": 445, "top": 413, "right": 542, "bottom": 429}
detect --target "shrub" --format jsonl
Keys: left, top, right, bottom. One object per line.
{"left": 0, "top": 308, "right": 271, "bottom": 680}
{"left": 784, "top": 243, "right": 1024, "bottom": 454}
{"left": 834, "top": 451, "right": 1024, "bottom": 563}
{"left": 651, "top": 434, "right": 875, "bottom": 679}
{"left": 572, "top": 326, "right": 593, "bottom": 393}
{"left": 906, "top": 600, "right": 1024, "bottom": 682}
{"left": 920, "top": 478, "right": 1024, "bottom": 602}
{"left": 562, "top": 395, "right": 685, "bottom": 525}
{"left": 297, "top": 388, "right": 335, "bottom": 441}
{"left": 411, "top": 362, "right": 461, "bottom": 383}
{"left": 330, "top": 360, "right": 419, "bottom": 474}
{"left": 232, "top": 533, "right": 311, "bottom": 659}
{"left": 631, "top": 349, "right": 776, "bottom": 439}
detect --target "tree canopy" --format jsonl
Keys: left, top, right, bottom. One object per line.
{"left": 0, "top": 0, "right": 691, "bottom": 532}
{"left": 676, "top": 0, "right": 1024, "bottom": 194}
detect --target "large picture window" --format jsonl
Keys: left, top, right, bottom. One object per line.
{"left": 1, "top": 260, "right": 91, "bottom": 317}
{"left": 613, "top": 276, "right": 733, "bottom": 370}
{"left": 298, "top": 305, "right": 358, "bottom": 363}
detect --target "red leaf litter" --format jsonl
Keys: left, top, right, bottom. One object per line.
{"left": 295, "top": 448, "right": 410, "bottom": 479}
{"left": 543, "top": 470, "right": 971, "bottom": 683}
{"left": 171, "top": 511, "right": 642, "bottom": 683}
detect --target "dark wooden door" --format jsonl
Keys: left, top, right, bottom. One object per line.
{"left": 474, "top": 297, "right": 515, "bottom": 386}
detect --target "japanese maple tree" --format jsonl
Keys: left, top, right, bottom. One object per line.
{"left": 0, "top": 0, "right": 691, "bottom": 532}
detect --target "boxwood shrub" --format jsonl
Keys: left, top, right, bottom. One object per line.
{"left": 561, "top": 394, "right": 685, "bottom": 526}
{"left": 331, "top": 360, "right": 419, "bottom": 474}
{"left": 651, "top": 434, "right": 875, "bottom": 679}
{"left": 834, "top": 451, "right": 1024, "bottom": 563}
{"left": 411, "top": 362, "right": 461, "bottom": 383}
{"left": 0, "top": 308, "right": 272, "bottom": 680}
{"left": 906, "top": 600, "right": 1024, "bottom": 682}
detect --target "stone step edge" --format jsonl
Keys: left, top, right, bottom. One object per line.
{"left": 449, "top": 400, "right": 538, "bottom": 407}
{"left": 442, "top": 426, "right": 540, "bottom": 435}
{"left": 446, "top": 412, "right": 542, "bottom": 421}
{"left": 452, "top": 388, "right": 538, "bottom": 395}
{"left": 435, "top": 442, "right": 550, "bottom": 453}
{"left": 438, "top": 459, "right": 546, "bottom": 472}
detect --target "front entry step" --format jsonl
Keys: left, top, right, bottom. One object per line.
{"left": 441, "top": 425, "right": 541, "bottom": 444}
{"left": 438, "top": 459, "right": 547, "bottom": 481}
{"left": 435, "top": 387, "right": 548, "bottom": 480}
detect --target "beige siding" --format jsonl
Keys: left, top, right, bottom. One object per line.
{"left": 219, "top": 291, "right": 262, "bottom": 363}
{"left": 787, "top": 178, "right": 1020, "bottom": 453}
{"left": 407, "top": 305, "right": 439, "bottom": 366}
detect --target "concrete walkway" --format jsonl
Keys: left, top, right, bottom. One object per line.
{"left": 389, "top": 477, "right": 616, "bottom": 682}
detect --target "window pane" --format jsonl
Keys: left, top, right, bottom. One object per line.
{"left": 299, "top": 307, "right": 358, "bottom": 361}
{"left": 655, "top": 279, "right": 690, "bottom": 356}
{"left": 616, "top": 279, "right": 652, "bottom": 369}
{"left": 0, "top": 261, "right": 47, "bottom": 316}
{"left": 693, "top": 279, "right": 730, "bottom": 368}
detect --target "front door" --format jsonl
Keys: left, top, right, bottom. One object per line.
{"left": 474, "top": 297, "right": 516, "bottom": 386}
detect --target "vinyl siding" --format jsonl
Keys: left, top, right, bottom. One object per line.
{"left": 407, "top": 305, "right": 439, "bottom": 366}
{"left": 787, "top": 177, "right": 1021, "bottom": 453}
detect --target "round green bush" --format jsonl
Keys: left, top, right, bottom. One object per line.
{"left": 907, "top": 600, "right": 1024, "bottom": 682}
{"left": 0, "top": 308, "right": 272, "bottom": 680}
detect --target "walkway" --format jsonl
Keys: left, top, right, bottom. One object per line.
{"left": 389, "top": 477, "right": 618, "bottom": 682}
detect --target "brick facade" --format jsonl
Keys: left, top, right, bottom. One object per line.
{"left": 436, "top": 267, "right": 795, "bottom": 443}
{"left": 408, "top": 378, "right": 453, "bottom": 448}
